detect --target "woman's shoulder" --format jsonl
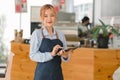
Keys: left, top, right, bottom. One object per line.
{"left": 33, "top": 28, "right": 41, "bottom": 33}
{"left": 56, "top": 29, "right": 64, "bottom": 35}
{"left": 31, "top": 28, "right": 42, "bottom": 36}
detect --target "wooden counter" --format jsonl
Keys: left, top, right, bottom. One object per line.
{"left": 11, "top": 42, "right": 36, "bottom": 80}
{"left": 11, "top": 42, "right": 120, "bottom": 80}
{"left": 62, "top": 48, "right": 120, "bottom": 80}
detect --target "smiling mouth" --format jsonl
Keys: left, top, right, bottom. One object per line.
{"left": 48, "top": 22, "right": 52, "bottom": 24}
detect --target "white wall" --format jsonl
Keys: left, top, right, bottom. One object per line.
{"left": 74, "top": 0, "right": 93, "bottom": 6}
{"left": 94, "top": 0, "right": 101, "bottom": 25}
{"left": 94, "top": 0, "right": 120, "bottom": 25}
{"left": 0, "top": 0, "right": 52, "bottom": 50}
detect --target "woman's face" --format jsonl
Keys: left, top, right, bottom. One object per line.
{"left": 42, "top": 9, "right": 56, "bottom": 28}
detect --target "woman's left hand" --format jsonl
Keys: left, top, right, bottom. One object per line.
{"left": 58, "top": 50, "right": 69, "bottom": 58}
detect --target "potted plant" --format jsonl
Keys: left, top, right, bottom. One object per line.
{"left": 92, "top": 19, "right": 120, "bottom": 48}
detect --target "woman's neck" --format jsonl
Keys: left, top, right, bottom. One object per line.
{"left": 46, "top": 27, "right": 53, "bottom": 37}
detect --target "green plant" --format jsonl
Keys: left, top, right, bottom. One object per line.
{"left": 93, "top": 19, "right": 120, "bottom": 40}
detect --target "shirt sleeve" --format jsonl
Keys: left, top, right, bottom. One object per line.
{"left": 61, "top": 53, "right": 70, "bottom": 62}
{"left": 29, "top": 29, "right": 53, "bottom": 62}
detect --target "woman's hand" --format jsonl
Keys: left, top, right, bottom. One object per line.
{"left": 51, "top": 45, "right": 62, "bottom": 56}
{"left": 58, "top": 50, "right": 69, "bottom": 59}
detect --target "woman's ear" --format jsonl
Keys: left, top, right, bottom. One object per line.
{"left": 40, "top": 16, "right": 43, "bottom": 22}
{"left": 40, "top": 17, "right": 45, "bottom": 26}
{"left": 40, "top": 17, "right": 44, "bottom": 23}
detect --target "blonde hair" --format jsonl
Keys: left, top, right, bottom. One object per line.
{"left": 40, "top": 4, "right": 57, "bottom": 21}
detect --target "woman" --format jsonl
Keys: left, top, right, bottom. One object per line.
{"left": 29, "top": 4, "right": 70, "bottom": 80}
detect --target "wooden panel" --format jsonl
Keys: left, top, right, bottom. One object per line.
{"left": 62, "top": 48, "right": 94, "bottom": 80}
{"left": 94, "top": 49, "right": 120, "bottom": 80}
{"left": 62, "top": 48, "right": 120, "bottom": 80}
{"left": 11, "top": 42, "right": 36, "bottom": 80}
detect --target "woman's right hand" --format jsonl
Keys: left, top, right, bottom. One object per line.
{"left": 51, "top": 45, "right": 62, "bottom": 56}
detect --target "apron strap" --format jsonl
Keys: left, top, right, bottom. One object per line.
{"left": 41, "top": 28, "right": 45, "bottom": 38}
{"left": 56, "top": 31, "right": 59, "bottom": 39}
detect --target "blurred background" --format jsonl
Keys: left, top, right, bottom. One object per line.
{"left": 0, "top": 0, "right": 120, "bottom": 53}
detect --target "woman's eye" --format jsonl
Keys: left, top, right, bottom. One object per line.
{"left": 44, "top": 15, "right": 47, "bottom": 17}
{"left": 44, "top": 14, "right": 55, "bottom": 17}
{"left": 51, "top": 15, "right": 54, "bottom": 17}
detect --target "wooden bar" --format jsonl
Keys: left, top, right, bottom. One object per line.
{"left": 11, "top": 42, "right": 120, "bottom": 80}
{"left": 11, "top": 42, "right": 36, "bottom": 80}
{"left": 62, "top": 48, "right": 120, "bottom": 80}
